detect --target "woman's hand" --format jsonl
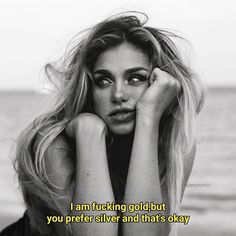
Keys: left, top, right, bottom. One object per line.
{"left": 136, "top": 68, "right": 181, "bottom": 123}
{"left": 65, "top": 113, "right": 108, "bottom": 138}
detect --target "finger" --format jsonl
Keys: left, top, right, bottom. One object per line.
{"left": 149, "top": 68, "right": 161, "bottom": 85}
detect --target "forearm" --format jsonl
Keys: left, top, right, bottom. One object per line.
{"left": 123, "top": 117, "right": 163, "bottom": 235}
{"left": 72, "top": 128, "right": 117, "bottom": 236}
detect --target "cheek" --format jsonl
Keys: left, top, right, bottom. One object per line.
{"left": 92, "top": 90, "right": 110, "bottom": 116}
{"left": 131, "top": 84, "right": 148, "bottom": 102}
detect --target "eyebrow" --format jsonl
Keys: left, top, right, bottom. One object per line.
{"left": 93, "top": 67, "right": 150, "bottom": 76}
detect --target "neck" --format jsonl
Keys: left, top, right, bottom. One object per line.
{"left": 106, "top": 132, "right": 134, "bottom": 202}
{"left": 112, "top": 131, "right": 134, "bottom": 149}
{"left": 107, "top": 131, "right": 134, "bottom": 175}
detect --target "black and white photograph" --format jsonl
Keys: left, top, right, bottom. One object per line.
{"left": 0, "top": 0, "right": 235, "bottom": 235}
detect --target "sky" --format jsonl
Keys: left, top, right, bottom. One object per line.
{"left": 0, "top": 0, "right": 235, "bottom": 90}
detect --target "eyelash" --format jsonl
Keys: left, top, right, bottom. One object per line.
{"left": 94, "top": 77, "right": 112, "bottom": 87}
{"left": 128, "top": 74, "right": 148, "bottom": 83}
{"left": 94, "top": 74, "right": 148, "bottom": 87}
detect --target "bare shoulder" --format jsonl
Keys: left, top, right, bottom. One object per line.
{"left": 43, "top": 134, "right": 74, "bottom": 235}
{"left": 44, "top": 134, "right": 75, "bottom": 189}
{"left": 45, "top": 134, "right": 72, "bottom": 168}
{"left": 46, "top": 134, "right": 71, "bottom": 154}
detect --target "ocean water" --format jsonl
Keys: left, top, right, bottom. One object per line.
{"left": 0, "top": 89, "right": 235, "bottom": 235}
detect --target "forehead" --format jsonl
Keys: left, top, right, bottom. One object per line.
{"left": 93, "top": 42, "right": 151, "bottom": 71}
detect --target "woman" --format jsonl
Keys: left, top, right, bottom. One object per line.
{"left": 2, "top": 12, "right": 205, "bottom": 236}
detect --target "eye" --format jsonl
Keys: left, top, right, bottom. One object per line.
{"left": 94, "top": 77, "right": 112, "bottom": 87}
{"left": 128, "top": 74, "right": 148, "bottom": 85}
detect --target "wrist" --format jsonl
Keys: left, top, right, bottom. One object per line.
{"left": 72, "top": 114, "right": 107, "bottom": 138}
{"left": 74, "top": 124, "right": 106, "bottom": 160}
{"left": 136, "top": 113, "right": 160, "bottom": 132}
{"left": 75, "top": 122, "right": 106, "bottom": 138}
{"left": 136, "top": 109, "right": 161, "bottom": 127}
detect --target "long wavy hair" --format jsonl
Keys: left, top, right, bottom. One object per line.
{"left": 14, "top": 12, "right": 205, "bottom": 235}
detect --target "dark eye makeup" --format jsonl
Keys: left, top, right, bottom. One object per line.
{"left": 93, "top": 71, "right": 149, "bottom": 88}
{"left": 127, "top": 74, "right": 149, "bottom": 84}
{"left": 93, "top": 76, "right": 112, "bottom": 87}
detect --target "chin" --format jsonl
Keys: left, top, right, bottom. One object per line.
{"left": 109, "top": 122, "right": 134, "bottom": 135}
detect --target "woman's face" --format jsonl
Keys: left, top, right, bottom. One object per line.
{"left": 92, "top": 42, "right": 151, "bottom": 135}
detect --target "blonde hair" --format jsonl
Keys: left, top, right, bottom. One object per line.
{"left": 14, "top": 12, "right": 205, "bottom": 234}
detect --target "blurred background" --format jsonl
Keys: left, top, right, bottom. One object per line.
{"left": 0, "top": 0, "right": 235, "bottom": 235}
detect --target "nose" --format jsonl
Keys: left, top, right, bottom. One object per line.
{"left": 111, "top": 81, "right": 128, "bottom": 104}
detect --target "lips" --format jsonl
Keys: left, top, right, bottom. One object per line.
{"left": 109, "top": 108, "right": 134, "bottom": 116}
{"left": 109, "top": 108, "right": 135, "bottom": 123}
